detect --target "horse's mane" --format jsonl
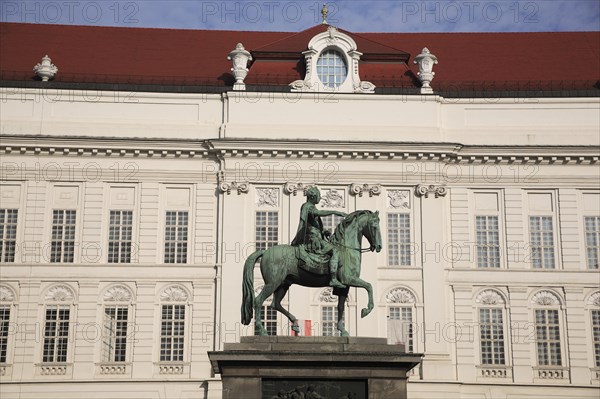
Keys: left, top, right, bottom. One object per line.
{"left": 330, "top": 210, "right": 372, "bottom": 244}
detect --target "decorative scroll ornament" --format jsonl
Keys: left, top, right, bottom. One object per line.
{"left": 103, "top": 285, "right": 133, "bottom": 302}
{"left": 284, "top": 182, "right": 315, "bottom": 196}
{"left": 386, "top": 288, "right": 415, "bottom": 304}
{"left": 319, "top": 287, "right": 338, "bottom": 303}
{"left": 387, "top": 190, "right": 410, "bottom": 209}
{"left": 218, "top": 171, "right": 249, "bottom": 195}
{"left": 45, "top": 285, "right": 75, "bottom": 302}
{"left": 160, "top": 286, "right": 188, "bottom": 302}
{"left": 413, "top": 47, "right": 438, "bottom": 94}
{"left": 587, "top": 292, "right": 600, "bottom": 307}
{"left": 415, "top": 184, "right": 447, "bottom": 198}
{"left": 350, "top": 184, "right": 382, "bottom": 197}
{"left": 0, "top": 286, "right": 15, "bottom": 302}
{"left": 475, "top": 290, "right": 505, "bottom": 305}
{"left": 33, "top": 55, "right": 58, "bottom": 81}
{"left": 256, "top": 188, "right": 279, "bottom": 207}
{"left": 227, "top": 43, "right": 252, "bottom": 91}
{"left": 531, "top": 290, "right": 560, "bottom": 306}
{"left": 320, "top": 189, "right": 345, "bottom": 208}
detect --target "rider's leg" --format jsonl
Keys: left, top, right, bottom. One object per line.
{"left": 329, "top": 250, "right": 346, "bottom": 288}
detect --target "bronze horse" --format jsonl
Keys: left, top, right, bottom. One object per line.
{"left": 241, "top": 210, "right": 382, "bottom": 336}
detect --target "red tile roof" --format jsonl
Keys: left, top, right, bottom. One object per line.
{"left": 1, "top": 23, "right": 598, "bottom": 91}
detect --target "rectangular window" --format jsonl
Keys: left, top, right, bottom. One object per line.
{"left": 321, "top": 306, "right": 344, "bottom": 337}
{"left": 102, "top": 306, "right": 128, "bottom": 362}
{"left": 479, "top": 308, "right": 505, "bottom": 365}
{"left": 50, "top": 210, "right": 76, "bottom": 263}
{"left": 389, "top": 307, "right": 413, "bottom": 352}
{"left": 535, "top": 309, "right": 562, "bottom": 366}
{"left": 0, "top": 306, "right": 10, "bottom": 363}
{"left": 321, "top": 214, "right": 344, "bottom": 237}
{"left": 388, "top": 213, "right": 411, "bottom": 266}
{"left": 254, "top": 305, "right": 278, "bottom": 336}
{"left": 108, "top": 210, "right": 133, "bottom": 263}
{"left": 584, "top": 216, "right": 600, "bottom": 269}
{"left": 0, "top": 209, "right": 18, "bottom": 263}
{"left": 164, "top": 211, "right": 188, "bottom": 264}
{"left": 593, "top": 310, "right": 600, "bottom": 368}
{"left": 42, "top": 305, "right": 70, "bottom": 363}
{"left": 160, "top": 304, "right": 185, "bottom": 362}
{"left": 256, "top": 211, "right": 278, "bottom": 251}
{"left": 529, "top": 216, "right": 555, "bottom": 269}
{"left": 476, "top": 216, "right": 500, "bottom": 268}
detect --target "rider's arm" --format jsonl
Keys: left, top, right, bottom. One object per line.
{"left": 312, "top": 209, "right": 347, "bottom": 218}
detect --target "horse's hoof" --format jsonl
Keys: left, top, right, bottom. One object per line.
{"left": 341, "top": 331, "right": 350, "bottom": 337}
{"left": 361, "top": 308, "right": 369, "bottom": 318}
{"left": 292, "top": 324, "right": 301, "bottom": 334}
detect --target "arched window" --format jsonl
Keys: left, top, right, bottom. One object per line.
{"left": 316, "top": 50, "right": 347, "bottom": 89}
{"left": 586, "top": 291, "right": 600, "bottom": 378}
{"left": 474, "top": 289, "right": 508, "bottom": 372}
{"left": 385, "top": 287, "right": 416, "bottom": 352}
{"left": 98, "top": 284, "right": 135, "bottom": 375}
{"left": 0, "top": 285, "right": 16, "bottom": 377}
{"left": 530, "top": 290, "right": 567, "bottom": 380}
{"left": 39, "top": 284, "right": 77, "bottom": 376}
{"left": 156, "top": 284, "right": 190, "bottom": 375}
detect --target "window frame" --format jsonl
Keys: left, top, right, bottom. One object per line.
{"left": 316, "top": 48, "right": 349, "bottom": 89}
{"left": 468, "top": 189, "right": 506, "bottom": 269}
{"left": 163, "top": 210, "right": 189, "bottom": 264}
{"left": 0, "top": 284, "right": 17, "bottom": 376}
{"left": 49, "top": 209, "right": 77, "bottom": 264}
{"left": 107, "top": 209, "right": 134, "bottom": 264}
{"left": 0, "top": 183, "right": 24, "bottom": 264}
{"left": 0, "top": 208, "right": 19, "bottom": 263}
{"left": 387, "top": 212, "right": 412, "bottom": 267}
{"left": 524, "top": 190, "right": 561, "bottom": 270}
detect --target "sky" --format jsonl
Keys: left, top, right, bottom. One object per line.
{"left": 1, "top": 0, "right": 599, "bottom": 32}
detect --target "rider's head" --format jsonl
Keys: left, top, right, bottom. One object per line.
{"left": 306, "top": 186, "right": 321, "bottom": 204}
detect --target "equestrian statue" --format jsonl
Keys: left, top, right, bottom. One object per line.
{"left": 241, "top": 186, "right": 382, "bottom": 336}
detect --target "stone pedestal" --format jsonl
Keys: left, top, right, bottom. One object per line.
{"left": 208, "top": 336, "right": 422, "bottom": 399}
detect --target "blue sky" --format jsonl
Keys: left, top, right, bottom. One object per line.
{"left": 1, "top": 1, "right": 599, "bottom": 32}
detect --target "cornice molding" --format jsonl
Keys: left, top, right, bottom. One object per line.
{"left": 2, "top": 137, "right": 598, "bottom": 165}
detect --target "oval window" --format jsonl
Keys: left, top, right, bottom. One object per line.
{"left": 316, "top": 49, "right": 347, "bottom": 88}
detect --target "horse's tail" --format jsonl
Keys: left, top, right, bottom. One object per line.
{"left": 241, "top": 249, "right": 265, "bottom": 325}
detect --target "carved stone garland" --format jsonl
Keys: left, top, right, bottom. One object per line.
{"left": 387, "top": 190, "right": 410, "bottom": 209}
{"left": 320, "top": 189, "right": 345, "bottom": 208}
{"left": 256, "top": 188, "right": 279, "bottom": 207}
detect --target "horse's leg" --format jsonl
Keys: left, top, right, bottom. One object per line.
{"left": 345, "top": 277, "right": 374, "bottom": 318}
{"left": 271, "top": 284, "right": 300, "bottom": 335}
{"left": 254, "top": 283, "right": 278, "bottom": 336}
{"left": 336, "top": 287, "right": 350, "bottom": 337}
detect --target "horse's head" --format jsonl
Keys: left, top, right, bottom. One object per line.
{"left": 362, "top": 211, "right": 382, "bottom": 253}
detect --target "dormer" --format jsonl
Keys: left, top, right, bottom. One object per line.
{"left": 289, "top": 26, "right": 375, "bottom": 94}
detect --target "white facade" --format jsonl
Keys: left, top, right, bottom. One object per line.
{"left": 1, "top": 27, "right": 599, "bottom": 399}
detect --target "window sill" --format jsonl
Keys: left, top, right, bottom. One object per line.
{"left": 96, "top": 362, "right": 131, "bottom": 376}
{"left": 35, "top": 362, "right": 72, "bottom": 377}
{"left": 533, "top": 366, "right": 569, "bottom": 381}
{"left": 154, "top": 362, "right": 189, "bottom": 376}
{"left": 476, "top": 365, "right": 512, "bottom": 379}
